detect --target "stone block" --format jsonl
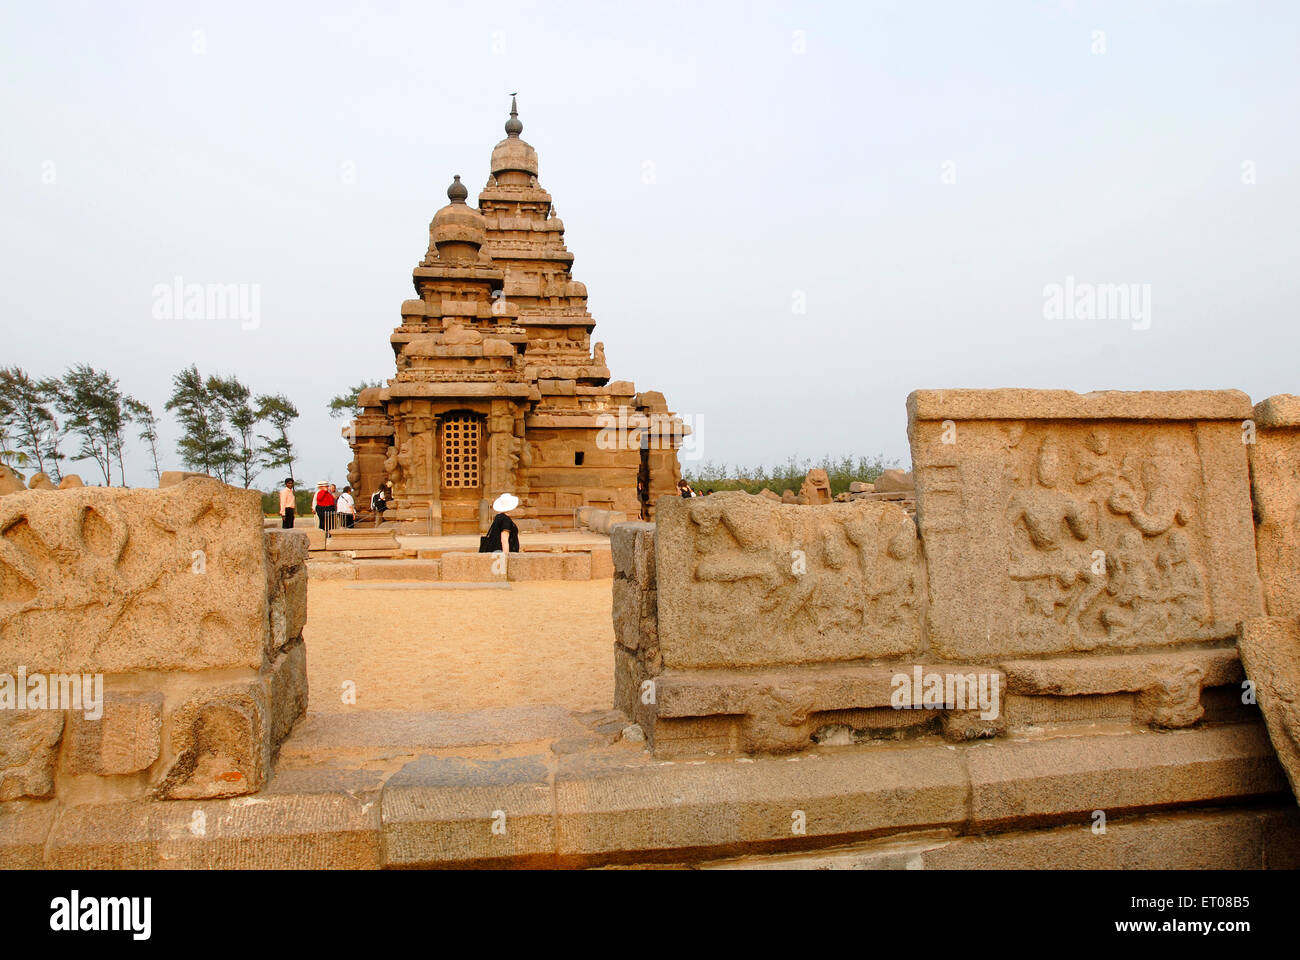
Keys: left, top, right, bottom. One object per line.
{"left": 63, "top": 691, "right": 163, "bottom": 775}
{"left": 158, "top": 682, "right": 269, "bottom": 800}
{"left": 45, "top": 792, "right": 382, "bottom": 869}
{"left": 552, "top": 744, "right": 968, "bottom": 864}
{"left": 1002, "top": 648, "right": 1242, "bottom": 730}
{"left": 355, "top": 559, "right": 442, "bottom": 581}
{"left": 907, "top": 389, "right": 1263, "bottom": 660}
{"left": 381, "top": 755, "right": 555, "bottom": 867}
{"left": 966, "top": 723, "right": 1287, "bottom": 830}
{"left": 0, "top": 800, "right": 55, "bottom": 868}
{"left": 263, "top": 528, "right": 309, "bottom": 571}
{"left": 649, "top": 662, "right": 1004, "bottom": 755}
{"left": 611, "top": 521, "right": 654, "bottom": 581}
{"left": 1249, "top": 396, "right": 1300, "bottom": 617}
{"left": 307, "top": 560, "right": 357, "bottom": 580}
{"left": 158, "top": 471, "right": 210, "bottom": 487}
{"left": 0, "top": 710, "right": 63, "bottom": 800}
{"left": 655, "top": 493, "right": 923, "bottom": 669}
{"left": 507, "top": 552, "right": 590, "bottom": 581}
{"left": 1238, "top": 616, "right": 1300, "bottom": 803}
{"left": 267, "top": 638, "right": 308, "bottom": 749}
{"left": 589, "top": 545, "right": 613, "bottom": 579}
{"left": 440, "top": 552, "right": 504, "bottom": 582}
{"left": 0, "top": 480, "right": 268, "bottom": 673}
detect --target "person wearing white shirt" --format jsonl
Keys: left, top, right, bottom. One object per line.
{"left": 337, "top": 486, "right": 356, "bottom": 528}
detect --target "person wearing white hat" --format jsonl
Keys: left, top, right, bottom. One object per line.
{"left": 480, "top": 492, "right": 521, "bottom": 556}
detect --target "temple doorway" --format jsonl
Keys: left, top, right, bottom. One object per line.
{"left": 439, "top": 411, "right": 484, "bottom": 533}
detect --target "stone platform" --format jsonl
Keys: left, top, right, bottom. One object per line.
{"left": 7, "top": 708, "right": 1295, "bottom": 869}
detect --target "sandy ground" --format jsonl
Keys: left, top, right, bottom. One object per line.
{"left": 304, "top": 579, "right": 615, "bottom": 714}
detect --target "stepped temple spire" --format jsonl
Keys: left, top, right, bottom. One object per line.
{"left": 342, "top": 102, "right": 687, "bottom": 533}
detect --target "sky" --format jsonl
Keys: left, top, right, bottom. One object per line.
{"left": 2, "top": 0, "right": 1298, "bottom": 488}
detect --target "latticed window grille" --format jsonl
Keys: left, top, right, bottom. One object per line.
{"left": 442, "top": 415, "right": 481, "bottom": 488}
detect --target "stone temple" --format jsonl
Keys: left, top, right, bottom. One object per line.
{"left": 344, "top": 98, "right": 687, "bottom": 534}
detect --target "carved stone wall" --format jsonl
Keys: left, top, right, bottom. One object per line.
{"left": 0, "top": 479, "right": 308, "bottom": 805}
{"left": 656, "top": 493, "right": 923, "bottom": 669}
{"left": 907, "top": 390, "right": 1263, "bottom": 660}
{"left": 619, "top": 389, "right": 1286, "bottom": 764}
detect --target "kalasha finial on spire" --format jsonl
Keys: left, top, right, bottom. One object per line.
{"left": 505, "top": 93, "right": 523, "bottom": 137}
{"left": 447, "top": 174, "right": 468, "bottom": 202}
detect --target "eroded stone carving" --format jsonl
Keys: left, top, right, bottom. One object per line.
{"left": 655, "top": 493, "right": 924, "bottom": 669}
{"left": 0, "top": 479, "right": 267, "bottom": 673}
{"left": 908, "top": 391, "right": 1262, "bottom": 659}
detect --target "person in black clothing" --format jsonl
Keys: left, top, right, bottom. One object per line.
{"left": 480, "top": 492, "right": 521, "bottom": 554}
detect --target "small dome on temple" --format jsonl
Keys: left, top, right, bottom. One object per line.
{"left": 430, "top": 176, "right": 485, "bottom": 259}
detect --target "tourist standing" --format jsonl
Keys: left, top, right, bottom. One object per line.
{"left": 337, "top": 485, "right": 356, "bottom": 528}
{"left": 479, "top": 492, "right": 521, "bottom": 556}
{"left": 279, "top": 478, "right": 296, "bottom": 529}
{"left": 315, "top": 482, "right": 336, "bottom": 533}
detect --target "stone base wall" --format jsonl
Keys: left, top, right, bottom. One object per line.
{"left": 613, "top": 390, "right": 1300, "bottom": 797}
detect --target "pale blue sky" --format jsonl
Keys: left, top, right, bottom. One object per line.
{"left": 2, "top": 0, "right": 1297, "bottom": 486}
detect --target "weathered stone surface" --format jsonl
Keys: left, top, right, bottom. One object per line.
{"left": 873, "top": 469, "right": 913, "bottom": 493}
{"left": 0, "top": 800, "right": 55, "bottom": 867}
{"left": 966, "top": 723, "right": 1286, "bottom": 829}
{"left": 63, "top": 691, "right": 163, "bottom": 775}
{"left": 908, "top": 390, "right": 1263, "bottom": 659}
{"left": 1249, "top": 396, "right": 1300, "bottom": 617}
{"left": 1002, "top": 648, "right": 1243, "bottom": 695}
{"left": 158, "top": 682, "right": 269, "bottom": 799}
{"left": 58, "top": 475, "right": 84, "bottom": 489}
{"left": 0, "top": 710, "right": 63, "bottom": 800}
{"left": 27, "top": 472, "right": 55, "bottom": 490}
{"left": 307, "top": 559, "right": 358, "bottom": 580}
{"left": 1003, "top": 648, "right": 1242, "bottom": 730}
{"left": 1238, "top": 616, "right": 1300, "bottom": 803}
{"left": 589, "top": 545, "right": 613, "bottom": 579}
{"left": 798, "top": 468, "right": 831, "bottom": 505}
{"left": 0, "top": 480, "right": 268, "bottom": 673}
{"left": 655, "top": 493, "right": 923, "bottom": 669}
{"left": 355, "top": 559, "right": 441, "bottom": 581}
{"left": 610, "top": 522, "right": 654, "bottom": 579}
{"left": 849, "top": 481, "right": 874, "bottom": 494}
{"left": 507, "top": 552, "right": 590, "bottom": 581}
{"left": 646, "top": 663, "right": 1002, "bottom": 755}
{"left": 908, "top": 388, "right": 1253, "bottom": 422}
{"left": 0, "top": 465, "right": 25, "bottom": 496}
{"left": 552, "top": 744, "right": 967, "bottom": 863}
{"left": 440, "top": 552, "right": 503, "bottom": 581}
{"left": 45, "top": 793, "right": 382, "bottom": 869}
{"left": 267, "top": 639, "right": 308, "bottom": 749}
{"left": 382, "top": 754, "right": 554, "bottom": 867}
{"left": 280, "top": 705, "right": 585, "bottom": 758}
{"left": 159, "top": 470, "right": 211, "bottom": 487}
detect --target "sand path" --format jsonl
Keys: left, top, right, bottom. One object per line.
{"left": 303, "top": 579, "right": 615, "bottom": 714}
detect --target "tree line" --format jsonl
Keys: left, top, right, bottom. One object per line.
{"left": 0, "top": 364, "right": 299, "bottom": 489}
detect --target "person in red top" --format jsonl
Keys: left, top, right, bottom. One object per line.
{"left": 314, "top": 481, "right": 336, "bottom": 533}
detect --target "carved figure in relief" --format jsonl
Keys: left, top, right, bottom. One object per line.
{"left": 1158, "top": 530, "right": 1207, "bottom": 628}
{"left": 1007, "top": 440, "right": 1095, "bottom": 616}
{"left": 691, "top": 498, "right": 785, "bottom": 593}
{"left": 1108, "top": 455, "right": 1193, "bottom": 535}
{"left": 592, "top": 341, "right": 607, "bottom": 367}
{"left": 1074, "top": 429, "right": 1116, "bottom": 485}
{"left": 1100, "top": 530, "right": 1166, "bottom": 638}
{"left": 383, "top": 444, "right": 403, "bottom": 487}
